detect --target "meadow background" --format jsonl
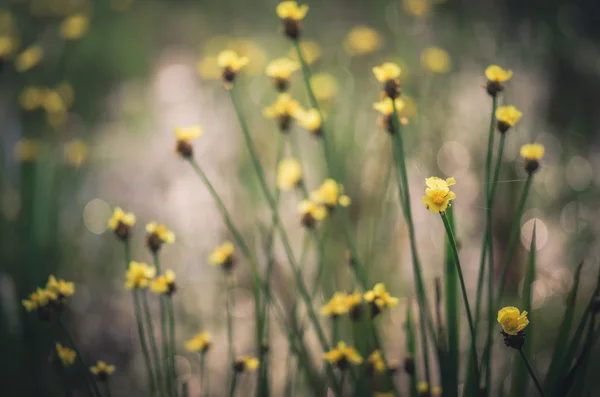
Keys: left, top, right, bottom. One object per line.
{"left": 2, "top": 0, "right": 600, "bottom": 395}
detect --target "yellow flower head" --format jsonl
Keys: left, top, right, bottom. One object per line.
{"left": 14, "top": 139, "right": 38, "bottom": 162}
{"left": 145, "top": 222, "right": 175, "bottom": 252}
{"left": 289, "top": 40, "right": 321, "bottom": 65}
{"left": 22, "top": 288, "right": 58, "bottom": 312}
{"left": 19, "top": 86, "right": 44, "bottom": 111}
{"left": 263, "top": 93, "right": 300, "bottom": 120}
{"left": 346, "top": 291, "right": 363, "bottom": 311}
{"left": 485, "top": 65, "right": 513, "bottom": 82}
{"left": 323, "top": 341, "right": 363, "bottom": 368}
{"left": 277, "top": 158, "right": 302, "bottom": 190}
{"left": 364, "top": 283, "right": 399, "bottom": 316}
{"left": 125, "top": 261, "right": 156, "bottom": 290}
{"left": 310, "top": 179, "right": 351, "bottom": 209}
{"left": 310, "top": 73, "right": 338, "bottom": 102}
{"left": 90, "top": 361, "right": 116, "bottom": 380}
{"left": 372, "top": 62, "right": 401, "bottom": 83}
{"left": 108, "top": 207, "right": 136, "bottom": 241}
{"left": 0, "top": 35, "right": 17, "bottom": 58}
{"left": 276, "top": 1, "right": 309, "bottom": 21}
{"left": 266, "top": 57, "right": 299, "bottom": 81}
{"left": 185, "top": 331, "right": 212, "bottom": 353}
{"left": 373, "top": 97, "right": 405, "bottom": 116}
{"left": 293, "top": 108, "right": 322, "bottom": 134}
{"left": 497, "top": 306, "right": 529, "bottom": 335}
{"left": 421, "top": 176, "right": 456, "bottom": 214}
{"left": 64, "top": 139, "right": 88, "bottom": 168}
{"left": 298, "top": 199, "right": 327, "bottom": 227}
{"left": 56, "top": 343, "right": 76, "bottom": 367}
{"left": 367, "top": 350, "right": 386, "bottom": 373}
{"left": 150, "top": 269, "right": 176, "bottom": 295}
{"left": 60, "top": 14, "right": 89, "bottom": 40}
{"left": 421, "top": 47, "right": 451, "bottom": 74}
{"left": 234, "top": 356, "right": 260, "bottom": 372}
{"left": 431, "top": 386, "right": 443, "bottom": 396}
{"left": 344, "top": 25, "right": 383, "bottom": 56}
{"left": 15, "top": 45, "right": 43, "bottom": 72}
{"left": 217, "top": 50, "right": 249, "bottom": 72}
{"left": 520, "top": 143, "right": 544, "bottom": 161}
{"left": 404, "top": 0, "right": 432, "bottom": 17}
{"left": 209, "top": 241, "right": 235, "bottom": 269}
{"left": 320, "top": 292, "right": 350, "bottom": 318}
{"left": 174, "top": 125, "right": 203, "bottom": 158}
{"left": 46, "top": 275, "right": 75, "bottom": 298}
{"left": 417, "top": 381, "right": 429, "bottom": 393}
{"left": 43, "top": 90, "right": 67, "bottom": 114}
{"left": 495, "top": 105, "right": 522, "bottom": 132}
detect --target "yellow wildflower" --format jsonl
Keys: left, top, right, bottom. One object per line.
{"left": 346, "top": 291, "right": 363, "bottom": 320}
{"left": 497, "top": 306, "right": 529, "bottom": 335}
{"left": 185, "top": 331, "right": 212, "bottom": 353}
{"left": 484, "top": 65, "right": 512, "bottom": 96}
{"left": 421, "top": 176, "right": 456, "bottom": 214}
{"left": 145, "top": 222, "right": 175, "bottom": 252}
{"left": 495, "top": 105, "right": 522, "bottom": 133}
{"left": 217, "top": 50, "right": 248, "bottom": 86}
{"left": 234, "top": 356, "right": 259, "bottom": 372}
{"left": 43, "top": 90, "right": 66, "bottom": 113}
{"left": 14, "top": 139, "right": 38, "bottom": 162}
{"left": 404, "top": 0, "right": 432, "bottom": 17}
{"left": 22, "top": 288, "right": 57, "bottom": 313}
{"left": 19, "top": 87, "right": 44, "bottom": 111}
{"left": 108, "top": 207, "right": 136, "bottom": 241}
{"left": 174, "top": 125, "right": 203, "bottom": 158}
{"left": 344, "top": 26, "right": 383, "bottom": 56}
{"left": 0, "top": 35, "right": 17, "bottom": 58}
{"left": 310, "top": 73, "right": 338, "bottom": 102}
{"left": 15, "top": 45, "right": 43, "bottom": 72}
{"left": 432, "top": 386, "right": 443, "bottom": 396}
{"left": 209, "top": 241, "right": 235, "bottom": 271}
{"left": 323, "top": 341, "right": 363, "bottom": 369}
{"left": 367, "top": 350, "right": 386, "bottom": 374}
{"left": 150, "top": 269, "right": 176, "bottom": 295}
{"left": 373, "top": 97, "right": 405, "bottom": 116}
{"left": 420, "top": 47, "right": 451, "bottom": 74}
{"left": 373, "top": 62, "right": 401, "bottom": 98}
{"left": 125, "top": 261, "right": 156, "bottom": 290}
{"left": 229, "top": 39, "right": 267, "bottom": 76}
{"left": 56, "top": 343, "right": 76, "bottom": 367}
{"left": 320, "top": 292, "right": 350, "bottom": 318}
{"left": 63, "top": 139, "right": 88, "bottom": 168}
{"left": 417, "top": 382, "right": 429, "bottom": 394}
{"left": 266, "top": 57, "right": 299, "bottom": 91}
{"left": 277, "top": 158, "right": 302, "bottom": 190}
{"left": 263, "top": 93, "right": 300, "bottom": 132}
{"left": 298, "top": 200, "right": 327, "bottom": 228}
{"left": 289, "top": 40, "right": 321, "bottom": 65}
{"left": 46, "top": 275, "right": 75, "bottom": 298}
{"left": 364, "top": 283, "right": 399, "bottom": 316}
{"left": 60, "top": 14, "right": 89, "bottom": 40}
{"left": 520, "top": 143, "right": 544, "bottom": 174}
{"left": 276, "top": 1, "right": 308, "bottom": 40}
{"left": 293, "top": 108, "right": 322, "bottom": 135}
{"left": 90, "top": 361, "right": 116, "bottom": 381}
{"left": 310, "top": 179, "right": 351, "bottom": 209}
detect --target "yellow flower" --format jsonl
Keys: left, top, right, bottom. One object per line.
{"left": 63, "top": 139, "right": 88, "bottom": 168}
{"left": 60, "top": 14, "right": 89, "bottom": 40}
{"left": 108, "top": 207, "right": 136, "bottom": 241}
{"left": 150, "top": 269, "right": 176, "bottom": 295}
{"left": 364, "top": 283, "right": 399, "bottom": 316}
{"left": 344, "top": 25, "right": 383, "bottom": 56}
{"left": 495, "top": 105, "right": 522, "bottom": 132}
{"left": 56, "top": 343, "right": 76, "bottom": 367}
{"left": 145, "top": 222, "right": 175, "bottom": 252}
{"left": 46, "top": 275, "right": 75, "bottom": 298}
{"left": 520, "top": 143, "right": 544, "bottom": 174}
{"left": 217, "top": 50, "right": 249, "bottom": 86}
{"left": 174, "top": 125, "right": 203, "bottom": 158}
{"left": 497, "top": 306, "right": 529, "bottom": 335}
{"left": 346, "top": 291, "right": 363, "bottom": 312}
{"left": 229, "top": 39, "right": 267, "bottom": 76}
{"left": 185, "top": 331, "right": 212, "bottom": 353}
{"left": 90, "top": 361, "right": 116, "bottom": 381}
{"left": 367, "top": 350, "right": 386, "bottom": 373}
{"left": 485, "top": 65, "right": 513, "bottom": 82}
{"left": 310, "top": 179, "right": 351, "bottom": 209}
{"left": 22, "top": 288, "right": 57, "bottom": 312}
{"left": 404, "top": 0, "right": 432, "bottom": 17}
{"left": 289, "top": 40, "right": 321, "bottom": 65}
{"left": 19, "top": 87, "right": 44, "bottom": 111}
{"left": 43, "top": 90, "right": 66, "bottom": 113}
{"left": 197, "top": 55, "right": 221, "bottom": 80}
{"left": 420, "top": 47, "right": 451, "bottom": 74}
{"left": 209, "top": 241, "right": 235, "bottom": 270}
{"left": 323, "top": 341, "right": 363, "bottom": 368}
{"left": 320, "top": 292, "right": 350, "bottom": 317}
{"left": 421, "top": 176, "right": 456, "bottom": 214}
{"left": 277, "top": 158, "right": 302, "bottom": 190}
{"left": 431, "top": 386, "right": 443, "bottom": 396}
{"left": 125, "top": 261, "right": 156, "bottom": 290}
{"left": 263, "top": 93, "right": 300, "bottom": 132}
{"left": 13, "top": 138, "right": 38, "bottom": 162}
{"left": 15, "top": 45, "right": 43, "bottom": 72}
{"left": 310, "top": 73, "right": 338, "bottom": 102}
{"left": 372, "top": 62, "right": 401, "bottom": 83}
{"left": 234, "top": 356, "right": 260, "bottom": 372}
{"left": 276, "top": 1, "right": 309, "bottom": 20}
{"left": 373, "top": 98, "right": 405, "bottom": 116}
{"left": 417, "top": 381, "right": 429, "bottom": 393}
{"left": 293, "top": 108, "right": 322, "bottom": 135}
{"left": 298, "top": 200, "right": 327, "bottom": 227}
{"left": 0, "top": 35, "right": 17, "bottom": 58}
{"left": 266, "top": 57, "right": 299, "bottom": 89}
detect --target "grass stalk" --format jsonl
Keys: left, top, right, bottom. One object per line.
{"left": 443, "top": 206, "right": 459, "bottom": 397}
{"left": 166, "top": 296, "right": 177, "bottom": 397}
{"left": 141, "top": 290, "right": 165, "bottom": 396}
{"left": 200, "top": 353, "right": 209, "bottom": 397}
{"left": 154, "top": 253, "right": 173, "bottom": 397}
{"left": 518, "top": 349, "right": 545, "bottom": 397}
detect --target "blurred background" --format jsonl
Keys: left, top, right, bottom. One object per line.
{"left": 2, "top": 0, "right": 600, "bottom": 395}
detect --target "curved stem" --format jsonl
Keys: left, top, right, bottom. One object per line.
{"left": 518, "top": 349, "right": 545, "bottom": 397}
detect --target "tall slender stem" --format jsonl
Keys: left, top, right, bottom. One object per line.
{"left": 154, "top": 253, "right": 172, "bottom": 397}
{"left": 167, "top": 296, "right": 177, "bottom": 397}
{"left": 226, "top": 275, "right": 235, "bottom": 364}
{"left": 104, "top": 382, "right": 114, "bottom": 397}
{"left": 200, "top": 353, "right": 209, "bottom": 397}
{"left": 518, "top": 349, "right": 545, "bottom": 397}
{"left": 141, "top": 290, "right": 164, "bottom": 396}
{"left": 228, "top": 371, "right": 238, "bottom": 397}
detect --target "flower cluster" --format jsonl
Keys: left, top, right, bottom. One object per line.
{"left": 22, "top": 275, "right": 75, "bottom": 320}
{"left": 421, "top": 176, "right": 456, "bottom": 214}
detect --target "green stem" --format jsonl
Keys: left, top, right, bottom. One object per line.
{"left": 200, "top": 353, "right": 209, "bottom": 397}
{"left": 228, "top": 371, "right": 238, "bottom": 397}
{"left": 154, "top": 254, "right": 172, "bottom": 397}
{"left": 167, "top": 296, "right": 177, "bottom": 397}
{"left": 226, "top": 275, "right": 235, "bottom": 364}
{"left": 141, "top": 290, "right": 165, "bottom": 396}
{"left": 132, "top": 290, "right": 157, "bottom": 395}
{"left": 518, "top": 349, "right": 545, "bottom": 397}
{"left": 104, "top": 382, "right": 113, "bottom": 397}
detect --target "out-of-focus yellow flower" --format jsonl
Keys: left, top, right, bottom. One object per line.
{"left": 404, "top": 0, "right": 432, "bottom": 17}
{"left": 364, "top": 283, "right": 399, "bottom": 316}
{"left": 266, "top": 57, "right": 299, "bottom": 91}
{"left": 234, "top": 356, "right": 259, "bottom": 372}
{"left": 421, "top": 176, "right": 456, "bottom": 214}
{"left": 263, "top": 93, "right": 300, "bottom": 132}
{"left": 320, "top": 292, "right": 350, "bottom": 318}
{"left": 346, "top": 291, "right": 363, "bottom": 319}
{"left": 125, "top": 261, "right": 156, "bottom": 290}
{"left": 14, "top": 139, "right": 38, "bottom": 162}
{"left": 0, "top": 35, "right": 17, "bottom": 57}
{"left": 421, "top": 47, "right": 451, "bottom": 74}
{"left": 174, "top": 125, "right": 203, "bottom": 158}
{"left": 484, "top": 65, "right": 512, "bottom": 96}
{"left": 63, "top": 139, "right": 88, "bottom": 168}
{"left": 277, "top": 158, "right": 302, "bottom": 190}
{"left": 56, "top": 343, "right": 76, "bottom": 367}
{"left": 289, "top": 40, "right": 321, "bottom": 65}
{"left": 310, "top": 179, "right": 351, "bottom": 209}
{"left": 150, "top": 269, "right": 176, "bottom": 295}
{"left": 431, "top": 386, "right": 443, "bottom": 396}
{"left": 310, "top": 73, "right": 337, "bottom": 101}
{"left": 417, "top": 382, "right": 429, "bottom": 394}
{"left": 323, "top": 341, "right": 363, "bottom": 368}
{"left": 367, "top": 350, "right": 386, "bottom": 373}
{"left": 497, "top": 306, "right": 529, "bottom": 335}
{"left": 276, "top": 1, "right": 309, "bottom": 20}
{"left": 344, "top": 26, "right": 383, "bottom": 56}
{"left": 15, "top": 45, "right": 43, "bottom": 72}
{"left": 60, "top": 14, "right": 89, "bottom": 40}
{"left": 46, "top": 275, "right": 75, "bottom": 298}
{"left": 185, "top": 331, "right": 212, "bottom": 353}
{"left": 197, "top": 55, "right": 221, "bottom": 80}
{"left": 399, "top": 95, "right": 418, "bottom": 119}
{"left": 495, "top": 105, "right": 522, "bottom": 132}
{"left": 43, "top": 90, "right": 67, "bottom": 113}
{"left": 108, "top": 207, "right": 136, "bottom": 241}
{"left": 90, "top": 361, "right": 116, "bottom": 381}
{"left": 293, "top": 108, "right": 322, "bottom": 135}
{"left": 373, "top": 62, "right": 401, "bottom": 83}
{"left": 230, "top": 39, "right": 267, "bottom": 76}
{"left": 209, "top": 241, "right": 235, "bottom": 270}
{"left": 217, "top": 50, "right": 248, "bottom": 86}
{"left": 298, "top": 199, "right": 327, "bottom": 228}
{"left": 22, "top": 288, "right": 57, "bottom": 312}
{"left": 373, "top": 98, "right": 405, "bottom": 116}
{"left": 145, "top": 222, "right": 175, "bottom": 252}
{"left": 19, "top": 87, "right": 44, "bottom": 111}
